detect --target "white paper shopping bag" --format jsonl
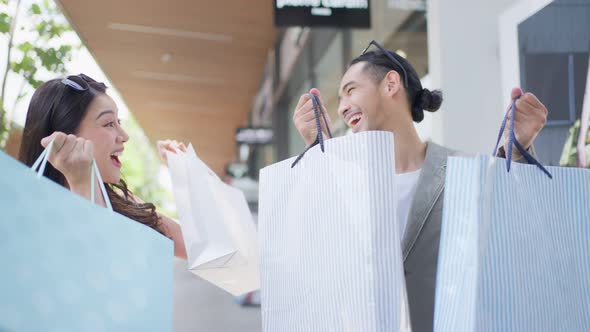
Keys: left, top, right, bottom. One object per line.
{"left": 259, "top": 131, "right": 411, "bottom": 332}
{"left": 167, "top": 144, "right": 260, "bottom": 296}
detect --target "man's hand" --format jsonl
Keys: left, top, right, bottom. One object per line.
{"left": 293, "top": 88, "right": 332, "bottom": 146}
{"left": 504, "top": 87, "right": 548, "bottom": 159}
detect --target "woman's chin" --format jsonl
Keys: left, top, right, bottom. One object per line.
{"left": 102, "top": 172, "right": 121, "bottom": 185}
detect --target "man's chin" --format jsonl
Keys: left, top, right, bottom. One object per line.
{"left": 351, "top": 126, "right": 368, "bottom": 134}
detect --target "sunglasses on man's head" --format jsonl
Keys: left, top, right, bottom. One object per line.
{"left": 61, "top": 73, "right": 103, "bottom": 91}
{"left": 361, "top": 40, "right": 409, "bottom": 88}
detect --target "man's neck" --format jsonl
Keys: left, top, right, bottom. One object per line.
{"left": 391, "top": 125, "right": 427, "bottom": 174}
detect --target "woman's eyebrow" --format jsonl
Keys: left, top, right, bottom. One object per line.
{"left": 95, "top": 110, "right": 115, "bottom": 120}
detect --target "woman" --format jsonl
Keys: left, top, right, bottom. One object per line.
{"left": 19, "top": 73, "right": 187, "bottom": 258}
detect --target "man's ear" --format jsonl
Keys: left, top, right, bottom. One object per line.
{"left": 383, "top": 70, "right": 401, "bottom": 97}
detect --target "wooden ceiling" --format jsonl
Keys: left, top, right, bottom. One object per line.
{"left": 57, "top": 0, "right": 276, "bottom": 174}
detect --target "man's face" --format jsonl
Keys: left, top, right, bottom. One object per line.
{"left": 337, "top": 62, "right": 387, "bottom": 133}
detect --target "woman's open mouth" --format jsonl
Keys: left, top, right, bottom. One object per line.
{"left": 110, "top": 151, "right": 122, "bottom": 168}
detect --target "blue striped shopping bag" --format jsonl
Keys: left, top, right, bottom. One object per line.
{"left": 434, "top": 100, "right": 590, "bottom": 331}
{"left": 0, "top": 146, "right": 173, "bottom": 331}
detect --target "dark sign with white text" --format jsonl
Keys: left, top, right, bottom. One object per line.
{"left": 274, "top": 0, "right": 371, "bottom": 28}
{"left": 236, "top": 127, "right": 274, "bottom": 145}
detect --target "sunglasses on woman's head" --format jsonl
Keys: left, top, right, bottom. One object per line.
{"left": 61, "top": 73, "right": 103, "bottom": 91}
{"left": 48, "top": 74, "right": 105, "bottom": 122}
{"left": 361, "top": 40, "right": 409, "bottom": 88}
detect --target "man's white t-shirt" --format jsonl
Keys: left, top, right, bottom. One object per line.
{"left": 395, "top": 169, "right": 422, "bottom": 238}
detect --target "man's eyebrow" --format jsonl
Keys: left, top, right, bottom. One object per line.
{"left": 341, "top": 81, "right": 356, "bottom": 94}
{"left": 338, "top": 81, "right": 357, "bottom": 102}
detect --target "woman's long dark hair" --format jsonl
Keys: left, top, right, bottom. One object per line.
{"left": 19, "top": 76, "right": 163, "bottom": 233}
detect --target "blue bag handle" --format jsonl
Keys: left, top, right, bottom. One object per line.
{"left": 291, "top": 93, "right": 333, "bottom": 168}
{"left": 492, "top": 97, "right": 552, "bottom": 179}
{"left": 31, "top": 139, "right": 114, "bottom": 211}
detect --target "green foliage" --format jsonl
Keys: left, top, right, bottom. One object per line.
{"left": 8, "top": 2, "right": 74, "bottom": 89}
{"left": 560, "top": 120, "right": 590, "bottom": 167}
{"left": 30, "top": 3, "right": 40, "bottom": 15}
{"left": 0, "top": 106, "right": 8, "bottom": 146}
{"left": 0, "top": 0, "right": 78, "bottom": 146}
{"left": 0, "top": 12, "right": 10, "bottom": 33}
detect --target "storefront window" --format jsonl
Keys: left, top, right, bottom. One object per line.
{"left": 283, "top": 45, "right": 311, "bottom": 158}
{"left": 313, "top": 31, "right": 346, "bottom": 136}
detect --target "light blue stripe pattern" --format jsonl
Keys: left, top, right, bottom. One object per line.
{"left": 435, "top": 155, "right": 590, "bottom": 332}
{"left": 259, "top": 131, "right": 410, "bottom": 332}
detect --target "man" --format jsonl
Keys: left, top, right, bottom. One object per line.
{"left": 292, "top": 41, "right": 547, "bottom": 332}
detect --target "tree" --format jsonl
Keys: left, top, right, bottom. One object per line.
{"left": 0, "top": 0, "right": 77, "bottom": 147}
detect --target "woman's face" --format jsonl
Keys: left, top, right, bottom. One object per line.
{"left": 76, "top": 93, "right": 129, "bottom": 184}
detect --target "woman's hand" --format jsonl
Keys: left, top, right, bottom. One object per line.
{"left": 40, "top": 132, "right": 94, "bottom": 197}
{"left": 156, "top": 139, "right": 187, "bottom": 166}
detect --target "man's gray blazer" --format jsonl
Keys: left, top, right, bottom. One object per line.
{"left": 402, "top": 142, "right": 455, "bottom": 332}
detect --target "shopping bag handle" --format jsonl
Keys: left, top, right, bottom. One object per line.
{"left": 31, "top": 139, "right": 114, "bottom": 211}
{"left": 291, "top": 93, "right": 333, "bottom": 168}
{"left": 492, "top": 97, "right": 552, "bottom": 179}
